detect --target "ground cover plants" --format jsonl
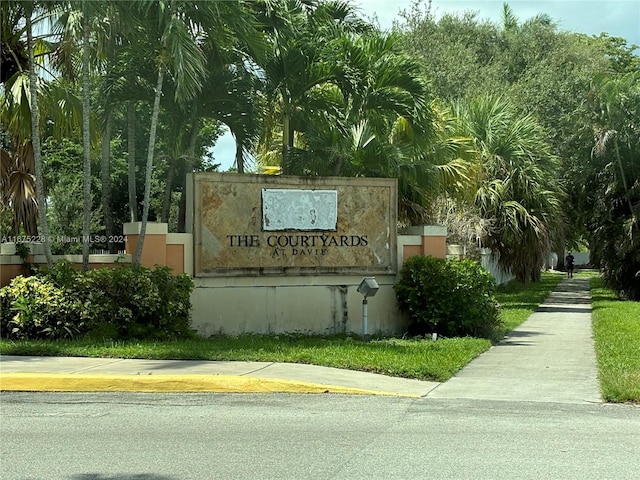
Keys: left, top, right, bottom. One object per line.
{"left": 590, "top": 276, "right": 640, "bottom": 403}
{"left": 0, "top": 272, "right": 563, "bottom": 382}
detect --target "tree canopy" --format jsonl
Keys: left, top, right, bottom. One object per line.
{"left": 1, "top": 0, "right": 638, "bottom": 296}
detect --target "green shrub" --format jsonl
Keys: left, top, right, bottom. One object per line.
{"left": 81, "top": 265, "right": 194, "bottom": 340}
{"left": 37, "top": 258, "right": 81, "bottom": 289}
{"left": 0, "top": 275, "right": 85, "bottom": 339}
{"left": 0, "top": 261, "right": 195, "bottom": 341}
{"left": 149, "top": 266, "right": 194, "bottom": 337}
{"left": 394, "top": 256, "right": 502, "bottom": 339}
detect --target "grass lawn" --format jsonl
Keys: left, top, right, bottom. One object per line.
{"left": 0, "top": 272, "right": 563, "bottom": 383}
{"left": 0, "top": 336, "right": 490, "bottom": 383}
{"left": 591, "top": 276, "right": 640, "bottom": 403}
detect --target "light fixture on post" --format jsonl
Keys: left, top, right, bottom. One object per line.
{"left": 357, "top": 277, "right": 379, "bottom": 341}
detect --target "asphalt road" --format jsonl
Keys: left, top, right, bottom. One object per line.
{"left": 1, "top": 392, "right": 639, "bottom": 479}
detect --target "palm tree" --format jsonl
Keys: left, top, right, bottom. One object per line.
{"left": 54, "top": 0, "right": 105, "bottom": 268}
{"left": 591, "top": 72, "right": 640, "bottom": 221}
{"left": 584, "top": 71, "right": 640, "bottom": 298}
{"left": 0, "top": 143, "right": 38, "bottom": 237}
{"left": 1, "top": 1, "right": 84, "bottom": 248}
{"left": 398, "top": 102, "right": 475, "bottom": 225}
{"left": 99, "top": 47, "right": 157, "bottom": 225}
{"left": 258, "top": 0, "right": 368, "bottom": 173}
{"left": 25, "top": 1, "right": 55, "bottom": 267}
{"left": 277, "top": 29, "right": 470, "bottom": 225}
{"left": 80, "top": 0, "right": 92, "bottom": 269}
{"left": 171, "top": 62, "right": 263, "bottom": 231}
{"left": 1, "top": 1, "right": 30, "bottom": 84}
{"left": 180, "top": 0, "right": 268, "bottom": 229}
{"left": 0, "top": 6, "right": 38, "bottom": 235}
{"left": 92, "top": 2, "right": 142, "bottom": 252}
{"left": 129, "top": 0, "right": 264, "bottom": 263}
{"left": 93, "top": 1, "right": 121, "bottom": 254}
{"left": 126, "top": 0, "right": 202, "bottom": 264}
{"left": 127, "top": 100, "right": 139, "bottom": 222}
{"left": 154, "top": 98, "right": 204, "bottom": 225}
{"left": 55, "top": 0, "right": 156, "bottom": 257}
{"left": 455, "top": 96, "right": 564, "bottom": 282}
{"left": 206, "top": 2, "right": 267, "bottom": 175}
{"left": 1, "top": 2, "right": 42, "bottom": 238}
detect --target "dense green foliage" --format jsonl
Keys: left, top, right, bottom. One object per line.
{"left": 1, "top": 0, "right": 639, "bottom": 295}
{"left": 394, "top": 256, "right": 502, "bottom": 339}
{"left": 0, "top": 261, "right": 194, "bottom": 340}
{"left": 0, "top": 275, "right": 85, "bottom": 339}
{"left": 591, "top": 276, "right": 640, "bottom": 403}
{"left": 397, "top": 2, "right": 639, "bottom": 293}
{"left": 579, "top": 73, "right": 640, "bottom": 300}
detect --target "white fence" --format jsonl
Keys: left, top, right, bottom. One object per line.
{"left": 479, "top": 248, "right": 515, "bottom": 285}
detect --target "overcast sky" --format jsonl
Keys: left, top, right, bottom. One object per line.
{"left": 214, "top": 0, "right": 640, "bottom": 170}
{"left": 360, "top": 0, "right": 639, "bottom": 46}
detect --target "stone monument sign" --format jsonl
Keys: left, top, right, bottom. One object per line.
{"left": 191, "top": 173, "right": 397, "bottom": 276}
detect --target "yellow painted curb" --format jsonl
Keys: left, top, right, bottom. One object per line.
{"left": 0, "top": 373, "right": 415, "bottom": 397}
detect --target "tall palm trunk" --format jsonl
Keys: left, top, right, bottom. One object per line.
{"left": 25, "top": 3, "right": 53, "bottom": 267}
{"left": 81, "top": 2, "right": 91, "bottom": 271}
{"left": 282, "top": 97, "right": 293, "bottom": 175}
{"left": 134, "top": 65, "right": 165, "bottom": 265}
{"left": 161, "top": 158, "right": 175, "bottom": 223}
{"left": 101, "top": 110, "right": 115, "bottom": 253}
{"left": 127, "top": 100, "right": 138, "bottom": 221}
{"left": 178, "top": 108, "right": 199, "bottom": 233}
{"left": 234, "top": 133, "right": 245, "bottom": 174}
{"left": 613, "top": 136, "right": 635, "bottom": 218}
{"left": 333, "top": 155, "right": 344, "bottom": 176}
{"left": 177, "top": 189, "right": 187, "bottom": 233}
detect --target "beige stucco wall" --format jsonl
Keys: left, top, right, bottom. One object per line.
{"left": 123, "top": 224, "right": 193, "bottom": 275}
{"left": 0, "top": 258, "right": 26, "bottom": 287}
{"left": 124, "top": 222, "right": 168, "bottom": 268}
{"left": 407, "top": 225, "right": 447, "bottom": 259}
{"left": 166, "top": 233, "right": 193, "bottom": 275}
{"left": 191, "top": 274, "right": 405, "bottom": 336}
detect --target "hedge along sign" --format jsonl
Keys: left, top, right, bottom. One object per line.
{"left": 191, "top": 173, "right": 398, "bottom": 276}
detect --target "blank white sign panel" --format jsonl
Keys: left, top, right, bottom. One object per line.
{"left": 262, "top": 189, "right": 338, "bottom": 231}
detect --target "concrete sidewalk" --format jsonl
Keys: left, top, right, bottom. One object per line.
{"left": 0, "top": 356, "right": 440, "bottom": 397}
{"left": 0, "top": 277, "right": 601, "bottom": 402}
{"left": 426, "top": 277, "right": 601, "bottom": 403}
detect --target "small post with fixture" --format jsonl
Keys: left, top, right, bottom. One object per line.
{"left": 357, "top": 277, "right": 379, "bottom": 341}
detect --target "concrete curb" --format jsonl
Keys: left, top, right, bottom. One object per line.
{"left": 0, "top": 373, "right": 417, "bottom": 397}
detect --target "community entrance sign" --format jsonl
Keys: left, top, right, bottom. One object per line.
{"left": 190, "top": 173, "right": 397, "bottom": 277}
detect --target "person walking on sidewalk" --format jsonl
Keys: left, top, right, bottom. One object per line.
{"left": 565, "top": 252, "right": 575, "bottom": 278}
